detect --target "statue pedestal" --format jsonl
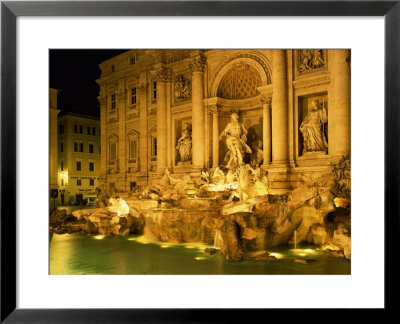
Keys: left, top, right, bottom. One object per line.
{"left": 300, "top": 151, "right": 327, "bottom": 159}
{"left": 296, "top": 151, "right": 331, "bottom": 167}
{"left": 176, "top": 161, "right": 192, "bottom": 168}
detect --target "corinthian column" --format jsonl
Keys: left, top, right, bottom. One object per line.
{"left": 117, "top": 80, "right": 126, "bottom": 190}
{"left": 261, "top": 96, "right": 272, "bottom": 165}
{"left": 190, "top": 54, "right": 207, "bottom": 169}
{"left": 272, "top": 50, "right": 289, "bottom": 164}
{"left": 210, "top": 106, "right": 220, "bottom": 168}
{"left": 153, "top": 66, "right": 171, "bottom": 173}
{"left": 329, "top": 50, "right": 351, "bottom": 156}
{"left": 138, "top": 79, "right": 148, "bottom": 175}
{"left": 98, "top": 92, "right": 107, "bottom": 185}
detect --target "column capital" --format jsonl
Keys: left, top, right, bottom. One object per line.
{"left": 190, "top": 55, "right": 207, "bottom": 73}
{"left": 152, "top": 67, "right": 172, "bottom": 82}
{"left": 207, "top": 105, "right": 220, "bottom": 115}
{"left": 260, "top": 96, "right": 272, "bottom": 106}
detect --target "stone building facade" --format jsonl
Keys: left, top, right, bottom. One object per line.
{"left": 96, "top": 49, "right": 350, "bottom": 194}
{"left": 57, "top": 113, "right": 101, "bottom": 205}
{"left": 49, "top": 88, "right": 61, "bottom": 211}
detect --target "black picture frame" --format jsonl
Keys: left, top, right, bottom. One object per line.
{"left": 1, "top": 0, "right": 398, "bottom": 322}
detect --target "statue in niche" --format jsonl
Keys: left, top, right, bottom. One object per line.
{"left": 299, "top": 50, "right": 325, "bottom": 72}
{"left": 300, "top": 99, "right": 328, "bottom": 153}
{"left": 219, "top": 112, "right": 252, "bottom": 170}
{"left": 176, "top": 122, "right": 192, "bottom": 163}
{"left": 174, "top": 75, "right": 191, "bottom": 100}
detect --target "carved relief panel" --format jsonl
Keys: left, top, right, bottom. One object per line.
{"left": 173, "top": 74, "right": 192, "bottom": 104}
{"left": 296, "top": 50, "right": 327, "bottom": 75}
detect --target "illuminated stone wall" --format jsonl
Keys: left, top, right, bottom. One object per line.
{"left": 96, "top": 49, "right": 350, "bottom": 194}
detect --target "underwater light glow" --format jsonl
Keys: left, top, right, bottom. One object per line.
{"left": 195, "top": 257, "right": 206, "bottom": 260}
{"left": 93, "top": 235, "right": 105, "bottom": 240}
{"left": 269, "top": 252, "right": 285, "bottom": 259}
{"left": 127, "top": 237, "right": 151, "bottom": 244}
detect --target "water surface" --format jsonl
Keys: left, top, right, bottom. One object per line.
{"left": 49, "top": 234, "right": 350, "bottom": 275}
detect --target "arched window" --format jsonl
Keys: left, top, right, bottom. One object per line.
{"left": 107, "top": 134, "right": 118, "bottom": 166}
{"left": 127, "top": 130, "right": 140, "bottom": 165}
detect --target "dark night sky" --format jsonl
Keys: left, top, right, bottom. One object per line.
{"left": 50, "top": 49, "right": 129, "bottom": 116}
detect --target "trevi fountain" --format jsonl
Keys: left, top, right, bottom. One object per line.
{"left": 50, "top": 110, "right": 350, "bottom": 275}
{"left": 50, "top": 49, "right": 351, "bottom": 275}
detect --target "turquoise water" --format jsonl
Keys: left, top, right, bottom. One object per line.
{"left": 49, "top": 234, "right": 350, "bottom": 275}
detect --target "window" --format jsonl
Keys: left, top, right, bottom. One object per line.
{"left": 87, "top": 127, "right": 96, "bottom": 135}
{"left": 111, "top": 93, "right": 116, "bottom": 111}
{"left": 75, "top": 125, "right": 83, "bottom": 134}
{"left": 130, "top": 56, "right": 136, "bottom": 65}
{"left": 151, "top": 137, "right": 157, "bottom": 157}
{"left": 89, "top": 144, "right": 94, "bottom": 153}
{"left": 131, "top": 88, "right": 137, "bottom": 105}
{"left": 152, "top": 82, "right": 157, "bottom": 99}
{"left": 129, "top": 140, "right": 137, "bottom": 159}
{"left": 74, "top": 142, "right": 84, "bottom": 152}
{"left": 77, "top": 179, "right": 81, "bottom": 186}
{"left": 61, "top": 178, "right": 64, "bottom": 186}
{"left": 60, "top": 161, "right": 64, "bottom": 171}
{"left": 110, "top": 64, "right": 115, "bottom": 72}
{"left": 60, "top": 142, "right": 64, "bottom": 153}
{"left": 109, "top": 143, "right": 116, "bottom": 161}
{"left": 89, "top": 162, "right": 94, "bottom": 172}
{"left": 76, "top": 161, "right": 81, "bottom": 171}
{"left": 90, "top": 178, "right": 94, "bottom": 186}
{"left": 59, "top": 125, "right": 64, "bottom": 134}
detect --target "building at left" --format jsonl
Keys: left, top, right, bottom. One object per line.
{"left": 57, "top": 112, "right": 101, "bottom": 205}
{"left": 49, "top": 88, "right": 61, "bottom": 212}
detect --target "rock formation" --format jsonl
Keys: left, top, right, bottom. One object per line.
{"left": 52, "top": 155, "right": 351, "bottom": 261}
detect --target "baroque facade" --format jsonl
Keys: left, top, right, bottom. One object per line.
{"left": 96, "top": 49, "right": 350, "bottom": 193}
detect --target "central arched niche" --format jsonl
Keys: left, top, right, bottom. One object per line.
{"left": 217, "top": 63, "right": 262, "bottom": 100}
{"left": 212, "top": 57, "right": 269, "bottom": 166}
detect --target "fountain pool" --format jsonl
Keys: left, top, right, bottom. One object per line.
{"left": 50, "top": 234, "right": 350, "bottom": 275}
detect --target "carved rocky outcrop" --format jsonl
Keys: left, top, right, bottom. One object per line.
{"left": 219, "top": 219, "right": 247, "bottom": 261}
{"left": 143, "top": 208, "right": 219, "bottom": 244}
{"left": 54, "top": 159, "right": 350, "bottom": 262}
{"left": 50, "top": 209, "right": 67, "bottom": 224}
